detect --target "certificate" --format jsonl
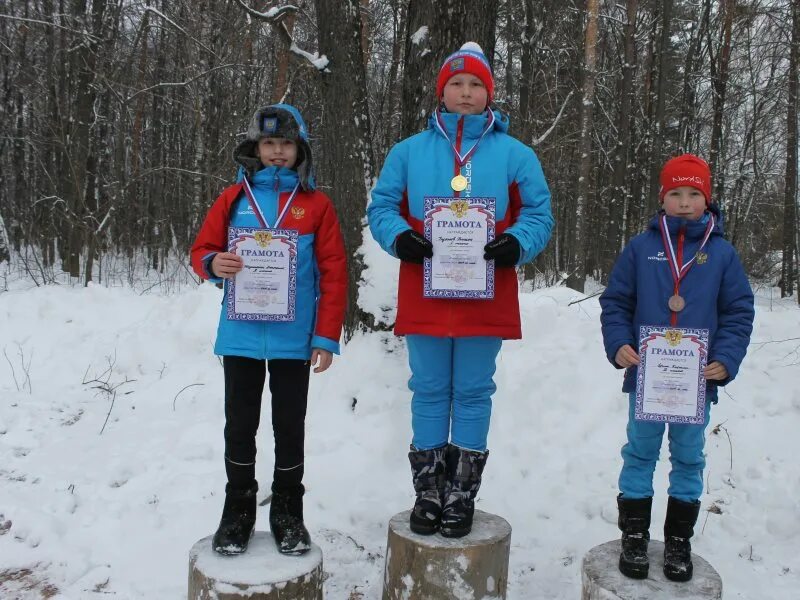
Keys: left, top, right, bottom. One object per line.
{"left": 635, "top": 326, "right": 709, "bottom": 424}
{"left": 226, "top": 227, "right": 298, "bottom": 322}
{"left": 422, "top": 197, "right": 496, "bottom": 299}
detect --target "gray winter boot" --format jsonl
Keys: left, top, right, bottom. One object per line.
{"left": 408, "top": 445, "right": 447, "bottom": 535}
{"left": 440, "top": 445, "right": 488, "bottom": 538}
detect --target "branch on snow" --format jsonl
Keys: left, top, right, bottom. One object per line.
{"left": 235, "top": 0, "right": 329, "bottom": 72}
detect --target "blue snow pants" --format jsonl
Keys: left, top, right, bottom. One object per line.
{"left": 406, "top": 335, "right": 502, "bottom": 452}
{"left": 619, "top": 391, "right": 711, "bottom": 503}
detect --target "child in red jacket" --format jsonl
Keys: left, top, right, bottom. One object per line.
{"left": 191, "top": 104, "right": 347, "bottom": 556}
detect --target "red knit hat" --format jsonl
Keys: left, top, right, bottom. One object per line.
{"left": 659, "top": 154, "right": 712, "bottom": 205}
{"left": 436, "top": 42, "right": 494, "bottom": 105}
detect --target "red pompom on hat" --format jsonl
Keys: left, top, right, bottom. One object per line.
{"left": 436, "top": 42, "right": 495, "bottom": 105}
{"left": 659, "top": 154, "right": 712, "bottom": 206}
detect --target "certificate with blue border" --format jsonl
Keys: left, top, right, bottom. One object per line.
{"left": 226, "top": 227, "right": 298, "bottom": 322}
{"left": 422, "top": 197, "right": 496, "bottom": 299}
{"left": 635, "top": 325, "right": 709, "bottom": 424}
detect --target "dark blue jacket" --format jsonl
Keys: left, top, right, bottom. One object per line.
{"left": 600, "top": 208, "right": 754, "bottom": 400}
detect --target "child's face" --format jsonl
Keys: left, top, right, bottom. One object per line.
{"left": 661, "top": 186, "right": 707, "bottom": 220}
{"left": 441, "top": 74, "right": 488, "bottom": 115}
{"left": 256, "top": 137, "right": 298, "bottom": 169}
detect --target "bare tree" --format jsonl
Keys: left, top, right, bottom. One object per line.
{"left": 314, "top": 0, "right": 376, "bottom": 337}
{"left": 782, "top": 0, "right": 798, "bottom": 298}
{"left": 708, "top": 0, "right": 735, "bottom": 206}
{"left": 568, "top": 0, "right": 600, "bottom": 293}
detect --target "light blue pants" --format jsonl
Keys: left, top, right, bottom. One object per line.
{"left": 406, "top": 335, "right": 502, "bottom": 452}
{"left": 619, "top": 392, "right": 711, "bottom": 503}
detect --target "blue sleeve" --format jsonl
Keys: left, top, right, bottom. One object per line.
{"left": 710, "top": 248, "right": 754, "bottom": 386}
{"left": 504, "top": 144, "right": 554, "bottom": 265}
{"left": 367, "top": 142, "right": 412, "bottom": 257}
{"left": 599, "top": 241, "right": 637, "bottom": 368}
{"left": 311, "top": 335, "right": 340, "bottom": 356}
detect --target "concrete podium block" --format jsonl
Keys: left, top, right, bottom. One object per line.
{"left": 188, "top": 532, "right": 323, "bottom": 600}
{"left": 582, "top": 540, "right": 722, "bottom": 599}
{"left": 382, "top": 509, "right": 511, "bottom": 600}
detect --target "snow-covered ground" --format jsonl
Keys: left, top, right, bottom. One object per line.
{"left": 0, "top": 265, "right": 798, "bottom": 598}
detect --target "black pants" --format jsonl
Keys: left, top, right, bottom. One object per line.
{"left": 223, "top": 355, "right": 310, "bottom": 495}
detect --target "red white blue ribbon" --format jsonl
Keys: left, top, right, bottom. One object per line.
{"left": 658, "top": 213, "right": 715, "bottom": 285}
{"left": 241, "top": 177, "right": 300, "bottom": 229}
{"left": 433, "top": 108, "right": 495, "bottom": 167}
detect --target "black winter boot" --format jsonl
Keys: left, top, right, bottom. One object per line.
{"left": 212, "top": 482, "right": 258, "bottom": 555}
{"left": 440, "top": 445, "right": 488, "bottom": 538}
{"left": 663, "top": 496, "right": 700, "bottom": 582}
{"left": 269, "top": 486, "right": 311, "bottom": 555}
{"left": 408, "top": 445, "right": 447, "bottom": 535}
{"left": 617, "top": 495, "right": 652, "bottom": 579}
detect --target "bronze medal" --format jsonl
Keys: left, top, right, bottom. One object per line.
{"left": 668, "top": 294, "right": 686, "bottom": 312}
{"left": 450, "top": 174, "right": 468, "bottom": 192}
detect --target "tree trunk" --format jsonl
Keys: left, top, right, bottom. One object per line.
{"left": 567, "top": 0, "right": 600, "bottom": 293}
{"left": 505, "top": 0, "right": 514, "bottom": 105}
{"left": 782, "top": 0, "right": 799, "bottom": 298}
{"left": 315, "top": 0, "right": 375, "bottom": 338}
{"left": 605, "top": 0, "right": 638, "bottom": 276}
{"left": 379, "top": 0, "right": 407, "bottom": 165}
{"left": 0, "top": 211, "right": 9, "bottom": 264}
{"left": 272, "top": 10, "right": 296, "bottom": 103}
{"left": 646, "top": 0, "right": 673, "bottom": 216}
{"left": 401, "top": 0, "right": 498, "bottom": 138}
{"left": 519, "top": 0, "right": 534, "bottom": 144}
{"left": 709, "top": 0, "right": 734, "bottom": 207}
{"left": 678, "top": 0, "right": 710, "bottom": 153}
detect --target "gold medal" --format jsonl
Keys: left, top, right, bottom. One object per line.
{"left": 451, "top": 174, "right": 468, "bottom": 192}
{"left": 668, "top": 294, "right": 686, "bottom": 312}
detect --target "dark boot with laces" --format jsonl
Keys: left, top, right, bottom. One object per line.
{"left": 408, "top": 445, "right": 447, "bottom": 535}
{"left": 269, "top": 485, "right": 311, "bottom": 556}
{"left": 663, "top": 496, "right": 700, "bottom": 582}
{"left": 617, "top": 495, "right": 652, "bottom": 579}
{"left": 440, "top": 445, "right": 488, "bottom": 538}
{"left": 212, "top": 482, "right": 258, "bottom": 555}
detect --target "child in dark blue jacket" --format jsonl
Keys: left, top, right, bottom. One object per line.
{"left": 600, "top": 154, "right": 754, "bottom": 582}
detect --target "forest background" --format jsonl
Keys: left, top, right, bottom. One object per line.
{"left": 1, "top": 0, "right": 798, "bottom": 333}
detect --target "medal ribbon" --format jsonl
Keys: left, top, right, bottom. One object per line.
{"left": 658, "top": 214, "right": 715, "bottom": 324}
{"left": 242, "top": 176, "right": 300, "bottom": 229}
{"left": 434, "top": 108, "right": 495, "bottom": 168}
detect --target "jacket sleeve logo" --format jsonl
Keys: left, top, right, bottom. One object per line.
{"left": 291, "top": 206, "right": 306, "bottom": 220}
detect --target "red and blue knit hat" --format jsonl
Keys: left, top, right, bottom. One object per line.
{"left": 436, "top": 42, "right": 494, "bottom": 105}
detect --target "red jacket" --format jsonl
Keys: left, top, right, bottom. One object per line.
{"left": 191, "top": 181, "right": 347, "bottom": 357}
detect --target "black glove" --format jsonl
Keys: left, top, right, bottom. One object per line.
{"left": 483, "top": 233, "right": 520, "bottom": 267}
{"left": 394, "top": 230, "right": 433, "bottom": 264}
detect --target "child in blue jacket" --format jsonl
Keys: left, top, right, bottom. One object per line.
{"left": 368, "top": 42, "right": 553, "bottom": 538}
{"left": 600, "top": 154, "right": 754, "bottom": 582}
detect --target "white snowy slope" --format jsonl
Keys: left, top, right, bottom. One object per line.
{"left": 0, "top": 264, "right": 798, "bottom": 598}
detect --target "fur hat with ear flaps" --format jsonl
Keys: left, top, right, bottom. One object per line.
{"left": 233, "top": 103, "right": 315, "bottom": 191}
